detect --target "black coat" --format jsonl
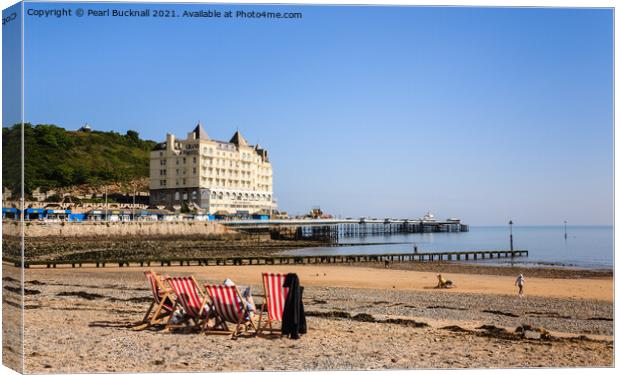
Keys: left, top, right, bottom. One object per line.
{"left": 281, "top": 273, "right": 307, "bottom": 339}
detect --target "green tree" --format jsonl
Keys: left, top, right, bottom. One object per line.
{"left": 181, "top": 201, "right": 190, "bottom": 213}
{"left": 1, "top": 123, "right": 157, "bottom": 193}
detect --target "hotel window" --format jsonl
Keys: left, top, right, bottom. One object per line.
{"left": 193, "top": 157, "right": 196, "bottom": 163}
{"left": 182, "top": 179, "right": 186, "bottom": 185}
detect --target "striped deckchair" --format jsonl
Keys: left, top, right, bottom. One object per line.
{"left": 204, "top": 284, "right": 256, "bottom": 338}
{"left": 132, "top": 270, "right": 175, "bottom": 330}
{"left": 165, "top": 276, "right": 210, "bottom": 332}
{"left": 257, "top": 273, "right": 289, "bottom": 335}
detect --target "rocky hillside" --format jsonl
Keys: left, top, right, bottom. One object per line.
{"left": 2, "top": 123, "right": 156, "bottom": 195}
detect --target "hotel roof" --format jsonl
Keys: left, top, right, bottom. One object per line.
{"left": 192, "top": 123, "right": 209, "bottom": 140}
{"left": 229, "top": 130, "right": 249, "bottom": 146}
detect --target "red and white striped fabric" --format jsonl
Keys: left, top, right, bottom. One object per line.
{"left": 144, "top": 271, "right": 173, "bottom": 311}
{"left": 166, "top": 277, "right": 206, "bottom": 318}
{"left": 262, "top": 273, "right": 289, "bottom": 321}
{"left": 205, "top": 285, "right": 244, "bottom": 324}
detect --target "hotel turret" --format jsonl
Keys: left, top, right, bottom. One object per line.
{"left": 149, "top": 124, "right": 275, "bottom": 215}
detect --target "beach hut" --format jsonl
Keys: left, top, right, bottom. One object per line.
{"left": 214, "top": 210, "right": 230, "bottom": 221}
{"left": 189, "top": 207, "right": 210, "bottom": 221}
{"left": 179, "top": 213, "right": 194, "bottom": 221}
{"left": 45, "top": 209, "right": 70, "bottom": 221}
{"left": 25, "top": 208, "right": 46, "bottom": 221}
{"left": 161, "top": 211, "right": 178, "bottom": 221}
{"left": 193, "top": 213, "right": 211, "bottom": 221}
{"left": 107, "top": 209, "right": 121, "bottom": 222}
{"left": 68, "top": 213, "right": 86, "bottom": 222}
{"left": 85, "top": 210, "right": 106, "bottom": 221}
{"left": 235, "top": 210, "right": 251, "bottom": 220}
{"left": 119, "top": 210, "right": 133, "bottom": 222}
{"left": 2, "top": 207, "right": 21, "bottom": 220}
{"left": 136, "top": 209, "right": 160, "bottom": 221}
{"left": 252, "top": 209, "right": 271, "bottom": 221}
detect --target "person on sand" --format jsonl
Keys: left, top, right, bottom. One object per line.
{"left": 436, "top": 273, "right": 455, "bottom": 289}
{"left": 515, "top": 274, "right": 525, "bottom": 297}
{"left": 223, "top": 278, "right": 256, "bottom": 317}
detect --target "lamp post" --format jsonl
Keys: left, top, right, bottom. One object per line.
{"left": 509, "top": 220, "right": 514, "bottom": 251}
{"left": 104, "top": 186, "right": 108, "bottom": 222}
{"left": 132, "top": 182, "right": 136, "bottom": 221}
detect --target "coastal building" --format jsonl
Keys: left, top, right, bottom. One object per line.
{"left": 148, "top": 124, "right": 275, "bottom": 215}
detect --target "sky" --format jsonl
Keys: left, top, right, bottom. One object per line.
{"left": 5, "top": 2, "right": 614, "bottom": 225}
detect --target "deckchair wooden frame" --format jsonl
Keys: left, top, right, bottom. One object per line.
{"left": 132, "top": 270, "right": 175, "bottom": 331}
{"left": 204, "top": 284, "right": 257, "bottom": 338}
{"left": 256, "top": 272, "right": 288, "bottom": 335}
{"left": 164, "top": 276, "right": 211, "bottom": 333}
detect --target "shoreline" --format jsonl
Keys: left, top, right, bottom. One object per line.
{"left": 282, "top": 248, "right": 614, "bottom": 272}
{"left": 332, "top": 261, "right": 614, "bottom": 279}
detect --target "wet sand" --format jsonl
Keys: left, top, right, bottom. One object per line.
{"left": 2, "top": 263, "right": 614, "bottom": 372}
{"left": 20, "top": 263, "right": 612, "bottom": 301}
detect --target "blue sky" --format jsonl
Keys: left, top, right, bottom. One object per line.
{"left": 9, "top": 3, "right": 614, "bottom": 225}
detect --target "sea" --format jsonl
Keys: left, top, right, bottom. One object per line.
{"left": 286, "top": 226, "right": 614, "bottom": 270}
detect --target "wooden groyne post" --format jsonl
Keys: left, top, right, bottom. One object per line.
{"left": 11, "top": 249, "right": 528, "bottom": 269}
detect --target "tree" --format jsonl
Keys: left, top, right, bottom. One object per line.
{"left": 125, "top": 130, "right": 140, "bottom": 143}
{"left": 181, "top": 201, "right": 190, "bottom": 213}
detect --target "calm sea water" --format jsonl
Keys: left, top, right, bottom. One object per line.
{"left": 286, "top": 226, "right": 613, "bottom": 269}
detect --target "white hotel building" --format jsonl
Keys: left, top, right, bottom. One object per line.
{"left": 149, "top": 124, "right": 275, "bottom": 215}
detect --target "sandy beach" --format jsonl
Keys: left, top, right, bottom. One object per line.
{"left": 2, "top": 262, "right": 614, "bottom": 372}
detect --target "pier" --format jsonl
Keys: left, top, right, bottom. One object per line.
{"left": 8, "top": 249, "right": 527, "bottom": 269}
{"left": 223, "top": 218, "right": 470, "bottom": 242}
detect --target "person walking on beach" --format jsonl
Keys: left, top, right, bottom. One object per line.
{"left": 515, "top": 274, "right": 525, "bottom": 297}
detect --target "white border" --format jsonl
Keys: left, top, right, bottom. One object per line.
{"left": 0, "top": 1, "right": 616, "bottom": 375}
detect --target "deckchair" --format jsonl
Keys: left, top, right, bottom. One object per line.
{"left": 164, "top": 276, "right": 210, "bottom": 332}
{"left": 132, "top": 270, "right": 175, "bottom": 330}
{"left": 204, "top": 284, "right": 257, "bottom": 338}
{"left": 256, "top": 272, "right": 289, "bottom": 335}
